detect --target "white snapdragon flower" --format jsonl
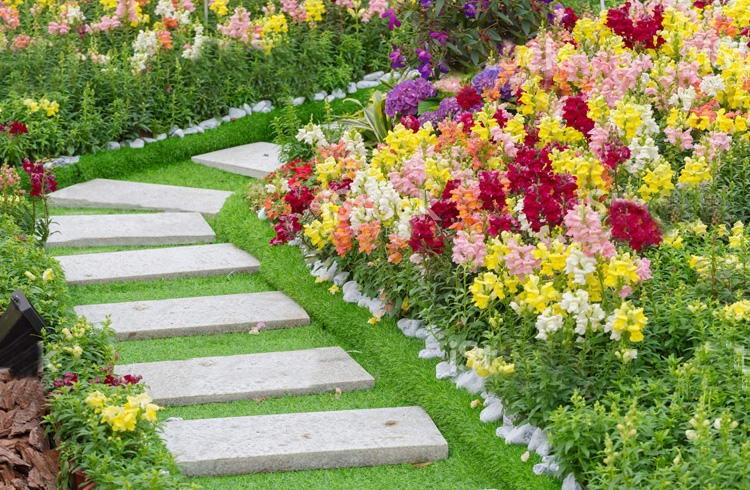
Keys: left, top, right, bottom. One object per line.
{"left": 668, "top": 86, "right": 696, "bottom": 111}
{"left": 535, "top": 308, "right": 564, "bottom": 341}
{"left": 699, "top": 75, "right": 725, "bottom": 97}
{"left": 565, "top": 249, "right": 597, "bottom": 285}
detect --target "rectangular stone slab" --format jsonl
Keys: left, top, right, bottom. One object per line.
{"left": 48, "top": 179, "right": 232, "bottom": 217}
{"left": 58, "top": 244, "right": 259, "bottom": 285}
{"left": 163, "top": 407, "right": 448, "bottom": 476}
{"left": 114, "top": 347, "right": 374, "bottom": 405}
{"left": 47, "top": 212, "right": 215, "bottom": 247}
{"left": 192, "top": 142, "right": 281, "bottom": 178}
{"left": 75, "top": 291, "right": 309, "bottom": 340}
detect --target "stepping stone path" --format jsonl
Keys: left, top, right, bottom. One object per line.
{"left": 114, "top": 347, "right": 375, "bottom": 405}
{"left": 163, "top": 407, "right": 448, "bottom": 477}
{"left": 47, "top": 212, "right": 215, "bottom": 247}
{"left": 75, "top": 292, "right": 310, "bottom": 340}
{"left": 192, "top": 142, "right": 282, "bottom": 178}
{"left": 58, "top": 243, "right": 259, "bottom": 285}
{"left": 49, "top": 178, "right": 232, "bottom": 216}
{"left": 54, "top": 148, "right": 448, "bottom": 478}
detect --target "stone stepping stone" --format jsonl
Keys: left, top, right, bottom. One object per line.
{"left": 48, "top": 179, "right": 232, "bottom": 217}
{"left": 163, "top": 407, "right": 448, "bottom": 476}
{"left": 114, "top": 347, "right": 374, "bottom": 405}
{"left": 75, "top": 291, "right": 309, "bottom": 340}
{"left": 192, "top": 142, "right": 281, "bottom": 178}
{"left": 46, "top": 212, "right": 215, "bottom": 248}
{"left": 58, "top": 244, "right": 259, "bottom": 285}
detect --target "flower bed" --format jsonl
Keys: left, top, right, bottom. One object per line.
{"left": 0, "top": 0, "right": 391, "bottom": 160}
{"left": 0, "top": 173, "right": 192, "bottom": 488}
{"left": 254, "top": 0, "right": 750, "bottom": 487}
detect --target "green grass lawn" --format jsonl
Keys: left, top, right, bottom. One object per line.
{"left": 54, "top": 154, "right": 558, "bottom": 489}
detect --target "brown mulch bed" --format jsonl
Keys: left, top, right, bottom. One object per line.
{"left": 0, "top": 370, "right": 58, "bottom": 490}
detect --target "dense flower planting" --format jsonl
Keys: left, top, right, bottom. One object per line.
{"left": 255, "top": 0, "right": 750, "bottom": 486}
{"left": 0, "top": 0, "right": 390, "bottom": 160}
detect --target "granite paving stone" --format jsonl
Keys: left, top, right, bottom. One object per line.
{"left": 75, "top": 291, "right": 309, "bottom": 340}
{"left": 58, "top": 243, "right": 259, "bottom": 285}
{"left": 48, "top": 179, "right": 232, "bottom": 216}
{"left": 191, "top": 142, "right": 281, "bottom": 178}
{"left": 115, "top": 347, "right": 374, "bottom": 405}
{"left": 162, "top": 407, "right": 449, "bottom": 476}
{"left": 47, "top": 212, "right": 215, "bottom": 247}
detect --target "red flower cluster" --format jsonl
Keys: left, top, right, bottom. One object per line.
{"left": 560, "top": 7, "right": 579, "bottom": 31}
{"left": 562, "top": 96, "right": 595, "bottom": 136}
{"left": 605, "top": 2, "right": 665, "bottom": 50}
{"left": 98, "top": 374, "right": 143, "bottom": 386}
{"left": 0, "top": 120, "right": 28, "bottom": 135}
{"left": 284, "top": 185, "right": 314, "bottom": 214}
{"left": 456, "top": 112, "right": 474, "bottom": 133}
{"left": 408, "top": 214, "right": 444, "bottom": 254}
{"left": 487, "top": 213, "right": 520, "bottom": 236}
{"left": 456, "top": 85, "right": 483, "bottom": 110}
{"left": 429, "top": 179, "right": 460, "bottom": 226}
{"left": 600, "top": 143, "right": 631, "bottom": 169}
{"left": 328, "top": 178, "right": 352, "bottom": 193}
{"left": 22, "top": 159, "right": 57, "bottom": 197}
{"left": 52, "top": 372, "right": 78, "bottom": 388}
{"left": 400, "top": 115, "right": 420, "bottom": 132}
{"left": 608, "top": 199, "right": 662, "bottom": 251}
{"left": 478, "top": 170, "right": 505, "bottom": 212}
{"left": 507, "top": 145, "right": 577, "bottom": 231}
{"left": 270, "top": 214, "right": 302, "bottom": 245}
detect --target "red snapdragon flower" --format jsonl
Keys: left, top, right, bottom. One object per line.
{"left": 408, "top": 214, "right": 444, "bottom": 255}
{"left": 22, "top": 159, "right": 57, "bottom": 197}
{"left": 1, "top": 120, "right": 28, "bottom": 135}
{"left": 456, "top": 85, "right": 483, "bottom": 110}
{"left": 608, "top": 199, "right": 662, "bottom": 251}
{"left": 52, "top": 373, "right": 79, "bottom": 388}
{"left": 563, "top": 96, "right": 595, "bottom": 136}
{"left": 487, "top": 213, "right": 520, "bottom": 236}
{"left": 400, "top": 115, "right": 420, "bottom": 132}
{"left": 284, "top": 185, "right": 314, "bottom": 214}
{"left": 605, "top": 2, "right": 665, "bottom": 50}
{"left": 270, "top": 214, "right": 302, "bottom": 245}
{"left": 478, "top": 170, "right": 506, "bottom": 212}
{"left": 561, "top": 7, "right": 579, "bottom": 31}
{"left": 601, "top": 143, "right": 631, "bottom": 169}
{"left": 328, "top": 178, "right": 353, "bottom": 193}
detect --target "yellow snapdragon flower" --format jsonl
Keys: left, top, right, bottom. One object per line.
{"left": 609, "top": 301, "right": 647, "bottom": 342}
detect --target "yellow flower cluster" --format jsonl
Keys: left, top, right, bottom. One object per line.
{"left": 638, "top": 162, "right": 674, "bottom": 201}
{"left": 304, "top": 0, "right": 325, "bottom": 23}
{"left": 608, "top": 301, "right": 647, "bottom": 342}
{"left": 371, "top": 124, "right": 436, "bottom": 173}
{"left": 678, "top": 156, "right": 712, "bottom": 187}
{"left": 23, "top": 98, "right": 60, "bottom": 117}
{"left": 210, "top": 0, "right": 229, "bottom": 17}
{"left": 263, "top": 13, "right": 288, "bottom": 34}
{"left": 465, "top": 347, "right": 515, "bottom": 377}
{"left": 304, "top": 202, "right": 338, "bottom": 249}
{"left": 722, "top": 300, "right": 750, "bottom": 323}
{"left": 85, "top": 391, "right": 161, "bottom": 432}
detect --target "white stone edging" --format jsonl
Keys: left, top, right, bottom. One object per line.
{"left": 45, "top": 71, "right": 394, "bottom": 170}
{"left": 291, "top": 242, "right": 582, "bottom": 490}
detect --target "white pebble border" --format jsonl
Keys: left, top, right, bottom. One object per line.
{"left": 45, "top": 70, "right": 404, "bottom": 170}
{"left": 287, "top": 235, "right": 582, "bottom": 490}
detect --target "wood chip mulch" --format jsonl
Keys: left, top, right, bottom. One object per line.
{"left": 0, "top": 370, "right": 58, "bottom": 490}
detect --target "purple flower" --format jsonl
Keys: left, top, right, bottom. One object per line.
{"left": 471, "top": 66, "right": 501, "bottom": 92}
{"left": 389, "top": 47, "right": 406, "bottom": 69}
{"left": 418, "top": 97, "right": 460, "bottom": 126}
{"left": 429, "top": 31, "right": 448, "bottom": 45}
{"left": 418, "top": 63, "right": 433, "bottom": 79}
{"left": 438, "top": 62, "right": 450, "bottom": 74}
{"left": 463, "top": 1, "right": 477, "bottom": 18}
{"left": 416, "top": 47, "right": 432, "bottom": 64}
{"left": 419, "top": 0, "right": 432, "bottom": 6}
{"left": 385, "top": 78, "right": 437, "bottom": 117}
{"left": 381, "top": 9, "right": 401, "bottom": 31}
